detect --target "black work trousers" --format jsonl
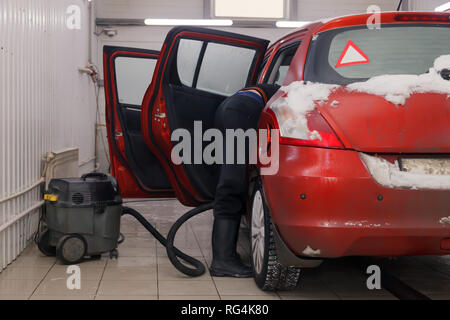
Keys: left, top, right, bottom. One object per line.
{"left": 213, "top": 94, "right": 264, "bottom": 220}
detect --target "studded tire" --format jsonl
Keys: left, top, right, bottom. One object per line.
{"left": 250, "top": 178, "right": 301, "bottom": 291}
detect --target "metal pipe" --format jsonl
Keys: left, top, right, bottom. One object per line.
{"left": 0, "top": 201, "right": 45, "bottom": 234}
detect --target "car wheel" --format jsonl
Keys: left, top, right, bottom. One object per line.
{"left": 56, "top": 234, "right": 87, "bottom": 265}
{"left": 250, "top": 178, "right": 301, "bottom": 291}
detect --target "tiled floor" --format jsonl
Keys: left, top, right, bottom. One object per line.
{"left": 0, "top": 200, "right": 449, "bottom": 300}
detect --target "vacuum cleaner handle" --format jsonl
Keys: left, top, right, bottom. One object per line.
{"left": 81, "top": 172, "right": 108, "bottom": 181}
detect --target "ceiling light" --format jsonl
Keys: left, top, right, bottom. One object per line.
{"left": 276, "top": 21, "right": 310, "bottom": 28}
{"left": 144, "top": 19, "right": 233, "bottom": 26}
{"left": 435, "top": 2, "right": 450, "bottom": 12}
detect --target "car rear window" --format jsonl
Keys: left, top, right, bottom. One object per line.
{"left": 304, "top": 24, "right": 450, "bottom": 85}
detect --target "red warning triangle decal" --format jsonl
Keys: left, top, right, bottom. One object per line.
{"left": 335, "top": 40, "right": 369, "bottom": 68}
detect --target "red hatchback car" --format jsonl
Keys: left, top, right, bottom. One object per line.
{"left": 104, "top": 12, "right": 450, "bottom": 290}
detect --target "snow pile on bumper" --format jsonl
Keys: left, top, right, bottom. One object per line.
{"left": 359, "top": 153, "right": 450, "bottom": 190}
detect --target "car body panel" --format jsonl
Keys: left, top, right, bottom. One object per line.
{"left": 261, "top": 145, "right": 450, "bottom": 257}
{"left": 316, "top": 90, "right": 450, "bottom": 153}
{"left": 103, "top": 46, "right": 174, "bottom": 198}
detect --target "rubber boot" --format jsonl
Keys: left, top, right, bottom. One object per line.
{"left": 209, "top": 218, "right": 253, "bottom": 278}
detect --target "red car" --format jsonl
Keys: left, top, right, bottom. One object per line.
{"left": 104, "top": 12, "right": 450, "bottom": 290}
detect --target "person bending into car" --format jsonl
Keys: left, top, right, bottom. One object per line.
{"left": 209, "top": 84, "right": 280, "bottom": 278}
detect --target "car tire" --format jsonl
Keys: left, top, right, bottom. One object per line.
{"left": 250, "top": 178, "right": 301, "bottom": 291}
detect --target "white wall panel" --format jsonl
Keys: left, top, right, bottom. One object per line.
{"left": 0, "top": 0, "right": 96, "bottom": 271}
{"left": 296, "top": 0, "right": 400, "bottom": 20}
{"left": 408, "top": 0, "right": 446, "bottom": 11}
{"left": 96, "top": 0, "right": 204, "bottom": 19}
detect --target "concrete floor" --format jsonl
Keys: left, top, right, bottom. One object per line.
{"left": 0, "top": 200, "right": 449, "bottom": 300}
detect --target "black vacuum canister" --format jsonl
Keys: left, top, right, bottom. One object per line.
{"left": 38, "top": 172, "right": 122, "bottom": 264}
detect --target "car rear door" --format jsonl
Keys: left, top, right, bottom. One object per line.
{"left": 141, "top": 27, "right": 269, "bottom": 206}
{"left": 103, "top": 46, "right": 173, "bottom": 198}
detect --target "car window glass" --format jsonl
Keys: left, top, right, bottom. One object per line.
{"left": 196, "top": 42, "right": 256, "bottom": 96}
{"left": 177, "top": 39, "right": 203, "bottom": 87}
{"left": 328, "top": 26, "right": 450, "bottom": 79}
{"left": 115, "top": 56, "right": 157, "bottom": 106}
{"left": 267, "top": 45, "right": 298, "bottom": 85}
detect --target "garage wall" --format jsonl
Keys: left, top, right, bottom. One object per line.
{"left": 408, "top": 0, "right": 446, "bottom": 11}
{"left": 296, "top": 0, "right": 399, "bottom": 20}
{"left": 0, "top": 0, "right": 96, "bottom": 271}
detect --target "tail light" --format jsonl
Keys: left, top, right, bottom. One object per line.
{"left": 266, "top": 107, "right": 343, "bottom": 149}
{"left": 394, "top": 14, "right": 450, "bottom": 22}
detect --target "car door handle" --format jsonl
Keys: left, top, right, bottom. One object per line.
{"left": 155, "top": 113, "right": 166, "bottom": 119}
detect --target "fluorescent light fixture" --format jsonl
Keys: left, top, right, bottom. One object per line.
{"left": 144, "top": 19, "right": 233, "bottom": 26}
{"left": 435, "top": 2, "right": 450, "bottom": 12}
{"left": 214, "top": 0, "right": 285, "bottom": 19}
{"left": 276, "top": 21, "right": 310, "bottom": 28}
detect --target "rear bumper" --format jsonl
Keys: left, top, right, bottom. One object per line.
{"left": 261, "top": 146, "right": 450, "bottom": 258}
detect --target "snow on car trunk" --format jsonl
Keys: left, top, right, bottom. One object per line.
{"left": 315, "top": 56, "right": 450, "bottom": 153}
{"left": 268, "top": 56, "right": 450, "bottom": 153}
{"left": 346, "top": 56, "right": 450, "bottom": 106}
{"left": 359, "top": 153, "right": 450, "bottom": 190}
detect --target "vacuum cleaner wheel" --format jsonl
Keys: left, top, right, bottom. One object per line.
{"left": 37, "top": 229, "right": 56, "bottom": 257}
{"left": 57, "top": 234, "right": 87, "bottom": 264}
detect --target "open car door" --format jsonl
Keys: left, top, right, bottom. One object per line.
{"left": 141, "top": 27, "right": 269, "bottom": 206}
{"left": 103, "top": 46, "right": 173, "bottom": 198}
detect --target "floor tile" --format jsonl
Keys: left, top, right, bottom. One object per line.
{"left": 30, "top": 295, "right": 95, "bottom": 300}
{"left": 116, "top": 246, "right": 156, "bottom": 257}
{"left": 213, "top": 278, "right": 278, "bottom": 297}
{"left": 428, "top": 293, "right": 450, "bottom": 300}
{"left": 95, "top": 295, "right": 158, "bottom": 300}
{"left": 102, "top": 266, "right": 157, "bottom": 281}
{"left": 0, "top": 279, "right": 40, "bottom": 296}
{"left": 97, "top": 280, "right": 157, "bottom": 296}
{"left": 10, "top": 256, "right": 56, "bottom": 268}
{"left": 221, "top": 295, "right": 281, "bottom": 300}
{"left": 106, "top": 256, "right": 156, "bottom": 268}
{"left": 0, "top": 266, "right": 50, "bottom": 280}
{"left": 33, "top": 279, "right": 99, "bottom": 296}
{"left": 323, "top": 279, "right": 395, "bottom": 298}
{"left": 159, "top": 295, "right": 220, "bottom": 300}
{"left": 54, "top": 257, "right": 107, "bottom": 268}
{"left": 280, "top": 293, "right": 339, "bottom": 300}
{"left": 0, "top": 295, "right": 30, "bottom": 300}
{"left": 157, "top": 263, "right": 212, "bottom": 281}
{"left": 159, "top": 280, "right": 218, "bottom": 296}
{"left": 45, "top": 266, "right": 104, "bottom": 281}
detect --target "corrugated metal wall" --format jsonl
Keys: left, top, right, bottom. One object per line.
{"left": 0, "top": 0, "right": 96, "bottom": 271}
{"left": 408, "top": 0, "right": 445, "bottom": 11}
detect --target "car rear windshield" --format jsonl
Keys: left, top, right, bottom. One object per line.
{"left": 304, "top": 24, "right": 450, "bottom": 85}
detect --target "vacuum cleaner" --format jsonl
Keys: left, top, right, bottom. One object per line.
{"left": 37, "top": 172, "right": 212, "bottom": 277}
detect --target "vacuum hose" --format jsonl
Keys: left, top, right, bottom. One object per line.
{"left": 122, "top": 203, "right": 214, "bottom": 277}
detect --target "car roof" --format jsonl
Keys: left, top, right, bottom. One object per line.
{"left": 269, "top": 11, "right": 450, "bottom": 50}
